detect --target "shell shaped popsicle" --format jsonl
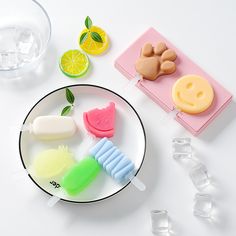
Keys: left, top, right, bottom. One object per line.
{"left": 83, "top": 102, "right": 116, "bottom": 138}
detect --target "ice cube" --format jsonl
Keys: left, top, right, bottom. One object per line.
{"left": 17, "top": 30, "right": 34, "bottom": 53}
{"left": 172, "top": 137, "right": 192, "bottom": 160}
{"left": 0, "top": 52, "right": 19, "bottom": 70}
{"left": 16, "top": 29, "right": 39, "bottom": 62}
{"left": 151, "top": 210, "right": 169, "bottom": 234}
{"left": 189, "top": 164, "right": 210, "bottom": 190}
{"left": 0, "top": 27, "right": 17, "bottom": 52}
{"left": 194, "top": 193, "right": 213, "bottom": 218}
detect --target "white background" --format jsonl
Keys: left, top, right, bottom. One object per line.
{"left": 1, "top": 0, "right": 236, "bottom": 235}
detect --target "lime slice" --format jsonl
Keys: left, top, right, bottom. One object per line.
{"left": 59, "top": 49, "right": 89, "bottom": 78}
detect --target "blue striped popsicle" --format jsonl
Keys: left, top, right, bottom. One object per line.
{"left": 89, "top": 138, "right": 145, "bottom": 191}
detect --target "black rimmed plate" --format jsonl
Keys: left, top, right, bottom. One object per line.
{"left": 19, "top": 84, "right": 146, "bottom": 203}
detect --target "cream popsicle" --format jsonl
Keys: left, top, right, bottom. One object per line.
{"left": 24, "top": 116, "right": 77, "bottom": 140}
{"left": 89, "top": 138, "right": 145, "bottom": 191}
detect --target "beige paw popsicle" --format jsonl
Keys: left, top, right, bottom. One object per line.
{"left": 135, "top": 42, "right": 177, "bottom": 81}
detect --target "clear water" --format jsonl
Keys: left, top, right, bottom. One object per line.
{"left": 0, "top": 26, "right": 41, "bottom": 70}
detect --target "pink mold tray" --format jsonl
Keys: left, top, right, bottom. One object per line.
{"left": 114, "top": 27, "right": 233, "bottom": 136}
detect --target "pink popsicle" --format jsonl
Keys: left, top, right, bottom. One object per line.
{"left": 83, "top": 102, "right": 116, "bottom": 138}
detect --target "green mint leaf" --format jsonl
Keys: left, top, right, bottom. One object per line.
{"left": 85, "top": 16, "right": 92, "bottom": 29}
{"left": 80, "top": 32, "right": 88, "bottom": 44}
{"left": 61, "top": 105, "right": 72, "bottom": 116}
{"left": 66, "top": 88, "right": 75, "bottom": 104}
{"left": 91, "top": 32, "right": 103, "bottom": 43}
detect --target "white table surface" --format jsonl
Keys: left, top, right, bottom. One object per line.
{"left": 1, "top": 0, "right": 236, "bottom": 235}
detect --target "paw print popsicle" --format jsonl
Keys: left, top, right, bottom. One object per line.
{"left": 135, "top": 42, "right": 177, "bottom": 81}
{"left": 89, "top": 137, "right": 146, "bottom": 191}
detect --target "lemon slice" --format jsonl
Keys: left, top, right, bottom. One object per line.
{"left": 59, "top": 49, "right": 89, "bottom": 78}
{"left": 79, "top": 26, "right": 109, "bottom": 55}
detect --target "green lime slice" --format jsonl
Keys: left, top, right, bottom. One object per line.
{"left": 59, "top": 49, "right": 89, "bottom": 78}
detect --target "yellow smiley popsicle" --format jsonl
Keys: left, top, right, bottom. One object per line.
{"left": 172, "top": 75, "right": 214, "bottom": 114}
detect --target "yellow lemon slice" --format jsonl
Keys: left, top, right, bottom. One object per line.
{"left": 59, "top": 49, "right": 89, "bottom": 78}
{"left": 79, "top": 26, "right": 109, "bottom": 55}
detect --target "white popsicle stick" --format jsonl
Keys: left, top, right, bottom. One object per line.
{"left": 21, "top": 123, "right": 32, "bottom": 132}
{"left": 123, "top": 74, "right": 141, "bottom": 90}
{"left": 76, "top": 132, "right": 97, "bottom": 161}
{"left": 159, "top": 108, "right": 179, "bottom": 125}
{"left": 10, "top": 168, "right": 29, "bottom": 184}
{"left": 128, "top": 175, "right": 146, "bottom": 191}
{"left": 47, "top": 195, "right": 61, "bottom": 207}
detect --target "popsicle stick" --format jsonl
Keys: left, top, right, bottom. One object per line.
{"left": 123, "top": 74, "right": 141, "bottom": 91}
{"left": 21, "top": 124, "right": 32, "bottom": 132}
{"left": 128, "top": 175, "right": 146, "bottom": 191}
{"left": 12, "top": 168, "right": 29, "bottom": 176}
{"left": 47, "top": 195, "right": 61, "bottom": 207}
{"left": 159, "top": 108, "right": 179, "bottom": 125}
{"left": 76, "top": 133, "right": 97, "bottom": 161}
{"left": 11, "top": 168, "right": 29, "bottom": 183}
{"left": 9, "top": 124, "right": 27, "bottom": 136}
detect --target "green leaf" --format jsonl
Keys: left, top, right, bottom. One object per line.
{"left": 66, "top": 88, "right": 75, "bottom": 104}
{"left": 85, "top": 16, "right": 92, "bottom": 29}
{"left": 91, "top": 32, "right": 103, "bottom": 43}
{"left": 79, "top": 32, "right": 88, "bottom": 45}
{"left": 61, "top": 105, "right": 72, "bottom": 116}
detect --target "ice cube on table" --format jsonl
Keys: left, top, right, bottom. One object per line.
{"left": 151, "top": 210, "right": 169, "bottom": 235}
{"left": 189, "top": 163, "right": 211, "bottom": 190}
{"left": 172, "top": 137, "right": 192, "bottom": 159}
{"left": 194, "top": 193, "right": 213, "bottom": 218}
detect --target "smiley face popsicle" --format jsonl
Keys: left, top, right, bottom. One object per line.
{"left": 172, "top": 75, "right": 214, "bottom": 114}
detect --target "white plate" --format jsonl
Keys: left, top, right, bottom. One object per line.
{"left": 19, "top": 84, "right": 146, "bottom": 203}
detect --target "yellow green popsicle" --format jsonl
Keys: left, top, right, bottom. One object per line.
{"left": 33, "top": 146, "right": 75, "bottom": 179}
{"left": 61, "top": 156, "right": 101, "bottom": 196}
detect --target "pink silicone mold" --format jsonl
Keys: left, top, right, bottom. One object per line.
{"left": 114, "top": 28, "right": 232, "bottom": 136}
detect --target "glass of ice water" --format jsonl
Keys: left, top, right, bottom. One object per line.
{"left": 0, "top": 0, "right": 51, "bottom": 79}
